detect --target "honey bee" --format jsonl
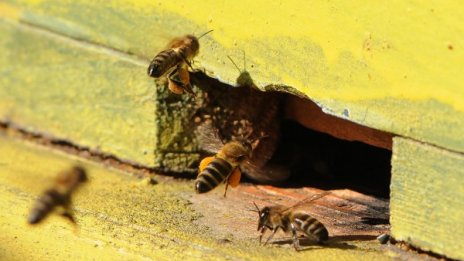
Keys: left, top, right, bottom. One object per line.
{"left": 252, "top": 192, "right": 330, "bottom": 251}
{"left": 195, "top": 137, "right": 262, "bottom": 197}
{"left": 28, "top": 166, "right": 87, "bottom": 225}
{"left": 227, "top": 52, "right": 256, "bottom": 89}
{"left": 147, "top": 30, "right": 213, "bottom": 97}
{"left": 195, "top": 125, "right": 268, "bottom": 197}
{"left": 191, "top": 53, "right": 290, "bottom": 183}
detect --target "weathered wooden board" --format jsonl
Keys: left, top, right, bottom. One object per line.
{"left": 0, "top": 1, "right": 463, "bottom": 155}
{"left": 0, "top": 19, "right": 157, "bottom": 166}
{"left": 0, "top": 17, "right": 205, "bottom": 170}
{"left": 390, "top": 137, "right": 464, "bottom": 260}
{"left": 0, "top": 2, "right": 461, "bottom": 259}
{"left": 0, "top": 134, "right": 398, "bottom": 260}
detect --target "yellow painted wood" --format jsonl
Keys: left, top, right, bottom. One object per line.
{"left": 0, "top": 19, "right": 157, "bottom": 166}
{"left": 0, "top": 1, "right": 463, "bottom": 154}
{"left": 0, "top": 17, "right": 202, "bottom": 171}
{"left": 0, "top": 134, "right": 395, "bottom": 260}
{"left": 390, "top": 137, "right": 464, "bottom": 260}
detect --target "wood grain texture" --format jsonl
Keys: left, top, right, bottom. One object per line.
{"left": 0, "top": 19, "right": 156, "bottom": 166}
{"left": 390, "top": 137, "right": 464, "bottom": 260}
{"left": 0, "top": 135, "right": 395, "bottom": 260}
{"left": 0, "top": 18, "right": 205, "bottom": 171}
{"left": 285, "top": 96, "right": 393, "bottom": 150}
{"left": 0, "top": 1, "right": 462, "bottom": 154}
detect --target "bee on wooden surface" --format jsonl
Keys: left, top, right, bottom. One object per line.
{"left": 28, "top": 166, "right": 87, "bottom": 225}
{"left": 252, "top": 192, "right": 330, "bottom": 251}
{"left": 147, "top": 30, "right": 213, "bottom": 97}
{"left": 196, "top": 136, "right": 263, "bottom": 197}
{"left": 192, "top": 84, "right": 290, "bottom": 184}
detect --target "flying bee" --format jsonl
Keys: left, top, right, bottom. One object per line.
{"left": 196, "top": 137, "right": 263, "bottom": 197}
{"left": 252, "top": 191, "right": 330, "bottom": 251}
{"left": 147, "top": 30, "right": 213, "bottom": 97}
{"left": 28, "top": 166, "right": 87, "bottom": 225}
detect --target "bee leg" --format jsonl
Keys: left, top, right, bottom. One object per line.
{"left": 178, "top": 55, "right": 204, "bottom": 92}
{"left": 61, "top": 210, "right": 76, "bottom": 224}
{"left": 167, "top": 68, "right": 181, "bottom": 85}
{"left": 223, "top": 181, "right": 229, "bottom": 198}
{"left": 263, "top": 227, "right": 279, "bottom": 245}
{"left": 61, "top": 205, "right": 81, "bottom": 234}
{"left": 259, "top": 227, "right": 267, "bottom": 245}
{"left": 179, "top": 54, "right": 194, "bottom": 70}
{"left": 167, "top": 67, "right": 196, "bottom": 97}
{"left": 290, "top": 223, "right": 301, "bottom": 251}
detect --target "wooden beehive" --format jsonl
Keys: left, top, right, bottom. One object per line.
{"left": 0, "top": 1, "right": 463, "bottom": 259}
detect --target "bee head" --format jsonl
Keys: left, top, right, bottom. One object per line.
{"left": 258, "top": 207, "right": 270, "bottom": 231}
{"left": 185, "top": 34, "right": 200, "bottom": 57}
{"left": 72, "top": 166, "right": 88, "bottom": 183}
{"left": 237, "top": 140, "right": 253, "bottom": 158}
{"left": 227, "top": 52, "right": 256, "bottom": 88}
{"left": 222, "top": 140, "right": 252, "bottom": 165}
{"left": 252, "top": 202, "right": 270, "bottom": 231}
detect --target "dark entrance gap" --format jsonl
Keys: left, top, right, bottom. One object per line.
{"left": 191, "top": 71, "right": 392, "bottom": 198}
{"left": 268, "top": 119, "right": 392, "bottom": 198}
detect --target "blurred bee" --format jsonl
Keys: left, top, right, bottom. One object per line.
{"left": 147, "top": 30, "right": 213, "bottom": 97}
{"left": 195, "top": 137, "right": 263, "bottom": 197}
{"left": 252, "top": 191, "right": 330, "bottom": 251}
{"left": 28, "top": 166, "right": 87, "bottom": 225}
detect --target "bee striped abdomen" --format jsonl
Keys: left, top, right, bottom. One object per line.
{"left": 195, "top": 158, "right": 233, "bottom": 193}
{"left": 28, "top": 189, "right": 64, "bottom": 224}
{"left": 293, "top": 213, "right": 329, "bottom": 242}
{"left": 147, "top": 49, "right": 180, "bottom": 77}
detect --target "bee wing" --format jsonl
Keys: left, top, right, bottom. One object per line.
{"left": 240, "top": 161, "right": 290, "bottom": 184}
{"left": 195, "top": 122, "right": 224, "bottom": 154}
{"left": 279, "top": 191, "right": 331, "bottom": 214}
{"left": 166, "top": 36, "right": 185, "bottom": 49}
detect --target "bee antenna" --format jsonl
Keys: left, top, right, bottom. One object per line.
{"left": 252, "top": 201, "right": 261, "bottom": 214}
{"left": 227, "top": 55, "right": 242, "bottom": 74}
{"left": 250, "top": 133, "right": 269, "bottom": 150}
{"left": 242, "top": 50, "right": 246, "bottom": 70}
{"left": 197, "top": 29, "right": 214, "bottom": 39}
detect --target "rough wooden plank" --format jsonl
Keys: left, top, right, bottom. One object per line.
{"left": 0, "top": 1, "right": 463, "bottom": 154}
{"left": 0, "top": 17, "right": 281, "bottom": 174}
{"left": 390, "top": 137, "right": 464, "bottom": 260}
{"left": 0, "top": 17, "right": 207, "bottom": 171}
{"left": 0, "top": 134, "right": 398, "bottom": 260}
{"left": 0, "top": 19, "right": 161, "bottom": 167}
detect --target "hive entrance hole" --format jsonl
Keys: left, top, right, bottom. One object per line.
{"left": 262, "top": 96, "right": 393, "bottom": 198}
{"left": 190, "top": 71, "right": 392, "bottom": 198}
